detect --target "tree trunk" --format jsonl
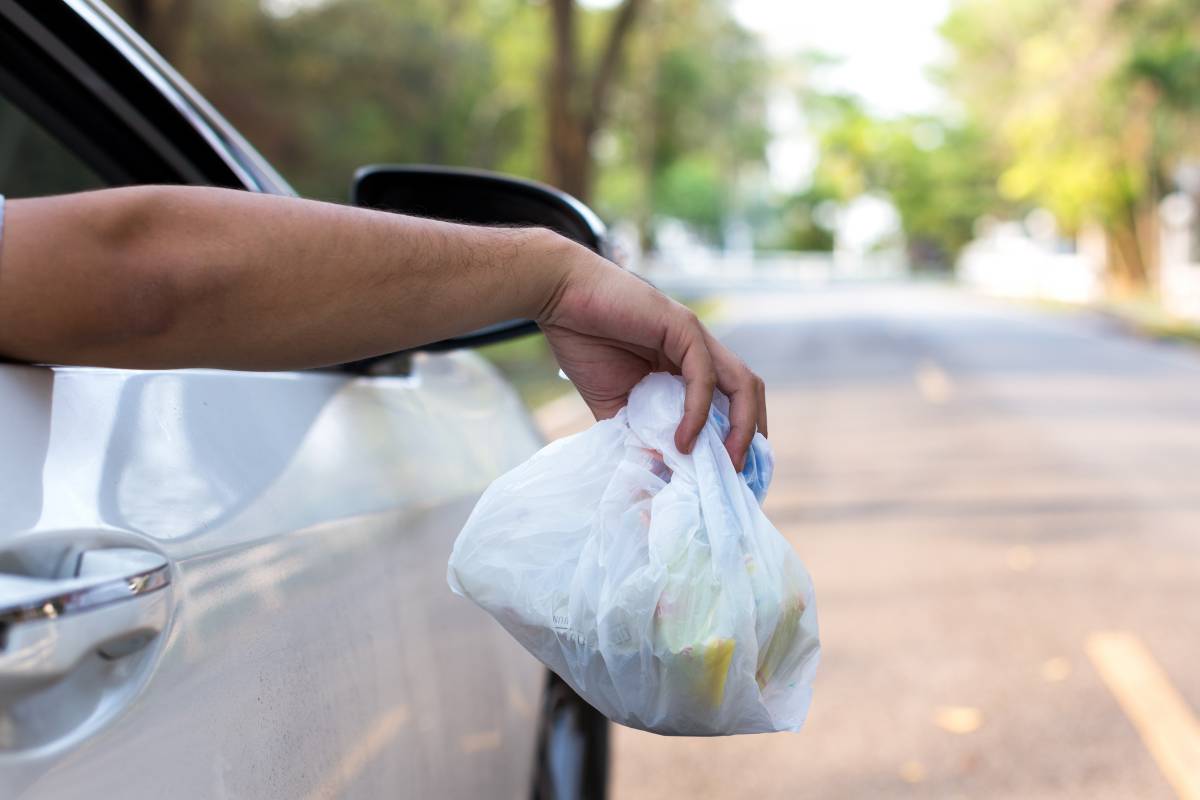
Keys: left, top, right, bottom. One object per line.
{"left": 1105, "top": 228, "right": 1140, "bottom": 296}
{"left": 544, "top": 0, "right": 643, "bottom": 203}
{"left": 633, "top": 3, "right": 663, "bottom": 252}
{"left": 1135, "top": 193, "right": 1159, "bottom": 290}
{"left": 1105, "top": 200, "right": 1157, "bottom": 297}
{"left": 1103, "top": 80, "right": 1161, "bottom": 297}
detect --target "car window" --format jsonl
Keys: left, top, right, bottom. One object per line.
{"left": 0, "top": 92, "right": 107, "bottom": 198}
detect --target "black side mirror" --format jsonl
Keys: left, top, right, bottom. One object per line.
{"left": 347, "top": 165, "right": 609, "bottom": 367}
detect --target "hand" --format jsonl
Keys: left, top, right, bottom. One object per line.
{"left": 536, "top": 237, "right": 767, "bottom": 470}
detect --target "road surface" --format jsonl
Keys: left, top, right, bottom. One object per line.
{"left": 608, "top": 285, "right": 1200, "bottom": 800}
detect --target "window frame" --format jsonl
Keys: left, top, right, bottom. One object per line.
{"left": 0, "top": 0, "right": 295, "bottom": 195}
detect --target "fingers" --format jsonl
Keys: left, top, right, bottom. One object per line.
{"left": 560, "top": 268, "right": 765, "bottom": 462}
{"left": 707, "top": 333, "right": 765, "bottom": 470}
{"left": 665, "top": 306, "right": 767, "bottom": 469}
{"left": 673, "top": 333, "right": 716, "bottom": 454}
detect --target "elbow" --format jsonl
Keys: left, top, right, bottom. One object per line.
{"left": 0, "top": 187, "right": 205, "bottom": 368}
{"left": 90, "top": 187, "right": 190, "bottom": 349}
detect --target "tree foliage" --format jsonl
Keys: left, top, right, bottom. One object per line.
{"left": 940, "top": 0, "right": 1200, "bottom": 290}
{"left": 111, "top": 0, "right": 769, "bottom": 248}
{"left": 545, "top": 0, "right": 644, "bottom": 203}
{"left": 102, "top": 0, "right": 1200, "bottom": 276}
{"left": 786, "top": 0, "right": 1200, "bottom": 283}
{"left": 598, "top": 0, "right": 770, "bottom": 245}
{"left": 801, "top": 93, "right": 1000, "bottom": 267}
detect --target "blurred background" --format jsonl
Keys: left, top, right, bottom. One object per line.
{"left": 109, "top": 1, "right": 1200, "bottom": 797}
{"left": 106, "top": 0, "right": 1200, "bottom": 304}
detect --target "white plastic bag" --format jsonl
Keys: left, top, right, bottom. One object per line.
{"left": 448, "top": 372, "right": 819, "bottom": 735}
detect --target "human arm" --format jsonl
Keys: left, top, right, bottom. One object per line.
{"left": 0, "top": 185, "right": 765, "bottom": 465}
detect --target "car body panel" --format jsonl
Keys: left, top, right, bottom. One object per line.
{"left": 1, "top": 354, "right": 548, "bottom": 798}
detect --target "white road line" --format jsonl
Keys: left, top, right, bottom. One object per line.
{"left": 459, "top": 729, "right": 503, "bottom": 754}
{"left": 1087, "top": 631, "right": 1200, "bottom": 800}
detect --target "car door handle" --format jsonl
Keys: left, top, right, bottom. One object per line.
{"left": 0, "top": 547, "right": 171, "bottom": 698}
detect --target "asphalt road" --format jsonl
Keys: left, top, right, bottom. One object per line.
{"left": 609, "top": 284, "right": 1200, "bottom": 800}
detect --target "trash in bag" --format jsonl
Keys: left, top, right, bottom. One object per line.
{"left": 448, "top": 372, "right": 819, "bottom": 735}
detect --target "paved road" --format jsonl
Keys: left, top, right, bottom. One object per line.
{"left": 609, "top": 284, "right": 1200, "bottom": 800}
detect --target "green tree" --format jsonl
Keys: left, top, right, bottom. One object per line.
{"left": 545, "top": 0, "right": 644, "bottom": 203}
{"left": 112, "top": 0, "right": 772, "bottom": 247}
{"left": 803, "top": 93, "right": 1000, "bottom": 267}
{"left": 115, "top": 0, "right": 543, "bottom": 201}
{"left": 941, "top": 0, "right": 1200, "bottom": 292}
{"left": 761, "top": 187, "right": 836, "bottom": 252}
{"left": 597, "top": 0, "right": 770, "bottom": 246}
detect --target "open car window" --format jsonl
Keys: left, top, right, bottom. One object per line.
{"left": 0, "top": 92, "right": 108, "bottom": 197}
{"left": 0, "top": 1, "right": 276, "bottom": 192}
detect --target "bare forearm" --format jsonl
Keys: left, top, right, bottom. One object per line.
{"left": 0, "top": 185, "right": 771, "bottom": 466}
{"left": 0, "top": 186, "right": 570, "bottom": 369}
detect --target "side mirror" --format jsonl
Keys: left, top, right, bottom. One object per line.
{"left": 347, "top": 165, "right": 609, "bottom": 368}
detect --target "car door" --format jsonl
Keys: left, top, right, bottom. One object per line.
{"left": 0, "top": 5, "right": 548, "bottom": 798}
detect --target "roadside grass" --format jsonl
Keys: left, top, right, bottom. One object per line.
{"left": 478, "top": 294, "right": 724, "bottom": 410}
{"left": 1023, "top": 294, "right": 1200, "bottom": 345}
{"left": 1100, "top": 298, "right": 1200, "bottom": 344}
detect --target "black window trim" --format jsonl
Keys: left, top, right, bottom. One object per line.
{"left": 0, "top": 0, "right": 295, "bottom": 195}
{"left": 70, "top": 0, "right": 294, "bottom": 195}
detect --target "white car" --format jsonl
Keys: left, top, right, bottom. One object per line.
{"left": 0, "top": 1, "right": 609, "bottom": 797}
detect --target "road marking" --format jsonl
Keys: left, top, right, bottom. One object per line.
{"left": 914, "top": 359, "right": 954, "bottom": 404}
{"left": 1041, "top": 656, "right": 1072, "bottom": 682}
{"left": 308, "top": 704, "right": 410, "bottom": 800}
{"left": 459, "top": 729, "right": 503, "bottom": 754}
{"left": 1087, "top": 631, "right": 1200, "bottom": 800}
{"left": 934, "top": 706, "right": 983, "bottom": 734}
{"left": 898, "top": 760, "right": 927, "bottom": 784}
{"left": 1006, "top": 545, "right": 1035, "bottom": 572}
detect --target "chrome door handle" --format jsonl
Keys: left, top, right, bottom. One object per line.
{"left": 0, "top": 548, "right": 171, "bottom": 698}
